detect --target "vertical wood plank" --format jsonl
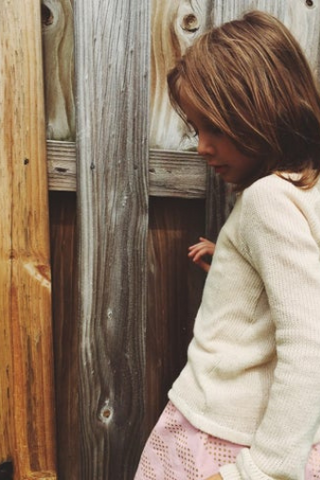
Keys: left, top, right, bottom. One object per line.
{"left": 49, "top": 192, "right": 79, "bottom": 480}
{"left": 0, "top": 1, "right": 57, "bottom": 478}
{"left": 74, "top": 0, "right": 150, "bottom": 478}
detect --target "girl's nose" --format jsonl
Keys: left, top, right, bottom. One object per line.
{"left": 197, "top": 134, "right": 215, "bottom": 157}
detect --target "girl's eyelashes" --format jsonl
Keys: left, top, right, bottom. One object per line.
{"left": 188, "top": 124, "right": 199, "bottom": 138}
{"left": 187, "top": 121, "right": 222, "bottom": 137}
{"left": 188, "top": 120, "right": 223, "bottom": 138}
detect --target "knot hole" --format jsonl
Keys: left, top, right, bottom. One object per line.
{"left": 182, "top": 14, "right": 200, "bottom": 33}
{"left": 41, "top": 3, "right": 54, "bottom": 26}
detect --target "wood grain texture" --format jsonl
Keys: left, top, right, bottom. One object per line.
{"left": 42, "top": 0, "right": 75, "bottom": 140}
{"left": 49, "top": 192, "right": 79, "bottom": 480}
{"left": 47, "top": 142, "right": 207, "bottom": 196}
{"left": 149, "top": 149, "right": 207, "bottom": 197}
{"left": 47, "top": 141, "right": 76, "bottom": 191}
{"left": 74, "top": 0, "right": 150, "bottom": 478}
{"left": 0, "top": 1, "right": 56, "bottom": 478}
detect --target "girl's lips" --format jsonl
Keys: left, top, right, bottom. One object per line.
{"left": 213, "top": 165, "right": 227, "bottom": 175}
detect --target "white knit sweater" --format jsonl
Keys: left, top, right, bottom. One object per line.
{"left": 168, "top": 174, "right": 320, "bottom": 480}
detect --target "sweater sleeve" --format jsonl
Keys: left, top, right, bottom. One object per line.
{"left": 220, "top": 176, "right": 320, "bottom": 480}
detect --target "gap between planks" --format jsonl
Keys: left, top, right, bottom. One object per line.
{"left": 47, "top": 140, "right": 207, "bottom": 198}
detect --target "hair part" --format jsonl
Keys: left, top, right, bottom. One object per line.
{"left": 167, "top": 10, "right": 320, "bottom": 190}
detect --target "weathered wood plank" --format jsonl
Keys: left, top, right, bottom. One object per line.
{"left": 74, "top": 0, "right": 150, "bottom": 478}
{"left": 0, "top": 1, "right": 56, "bottom": 478}
{"left": 42, "top": 0, "right": 75, "bottom": 140}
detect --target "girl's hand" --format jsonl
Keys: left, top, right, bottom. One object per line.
{"left": 205, "top": 474, "right": 223, "bottom": 480}
{"left": 188, "top": 237, "right": 215, "bottom": 272}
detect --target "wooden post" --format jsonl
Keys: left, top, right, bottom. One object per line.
{"left": 0, "top": 1, "right": 57, "bottom": 479}
{"left": 74, "top": 0, "right": 150, "bottom": 478}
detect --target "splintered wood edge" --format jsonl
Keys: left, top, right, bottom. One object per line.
{"left": 47, "top": 140, "right": 207, "bottom": 198}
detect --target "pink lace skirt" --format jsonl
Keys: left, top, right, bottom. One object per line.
{"left": 134, "top": 401, "right": 320, "bottom": 480}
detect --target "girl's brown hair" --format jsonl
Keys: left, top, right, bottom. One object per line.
{"left": 167, "top": 10, "right": 320, "bottom": 190}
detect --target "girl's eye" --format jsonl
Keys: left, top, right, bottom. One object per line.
{"left": 188, "top": 124, "right": 198, "bottom": 138}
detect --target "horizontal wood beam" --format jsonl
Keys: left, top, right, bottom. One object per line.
{"left": 47, "top": 140, "right": 207, "bottom": 198}
{"left": 47, "top": 141, "right": 77, "bottom": 191}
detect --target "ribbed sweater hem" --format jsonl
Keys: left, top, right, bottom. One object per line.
{"left": 168, "top": 389, "right": 253, "bottom": 446}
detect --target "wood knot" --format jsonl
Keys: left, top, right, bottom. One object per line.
{"left": 181, "top": 14, "right": 199, "bottom": 33}
{"left": 54, "top": 167, "right": 68, "bottom": 174}
{"left": 24, "top": 263, "right": 51, "bottom": 289}
{"left": 306, "top": 0, "right": 313, "bottom": 6}
{"left": 99, "top": 401, "right": 113, "bottom": 424}
{"left": 41, "top": 3, "right": 54, "bottom": 26}
{"left": 103, "top": 409, "right": 111, "bottom": 419}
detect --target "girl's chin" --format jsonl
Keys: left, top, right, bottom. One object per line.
{"left": 214, "top": 166, "right": 231, "bottom": 180}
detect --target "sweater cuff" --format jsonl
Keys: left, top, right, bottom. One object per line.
{"left": 220, "top": 449, "right": 274, "bottom": 480}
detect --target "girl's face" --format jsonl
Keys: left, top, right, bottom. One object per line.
{"left": 180, "top": 90, "right": 259, "bottom": 186}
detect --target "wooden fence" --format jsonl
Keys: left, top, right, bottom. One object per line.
{"left": 1, "top": 0, "right": 320, "bottom": 479}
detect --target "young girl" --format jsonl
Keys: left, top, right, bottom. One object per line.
{"left": 135, "top": 11, "right": 320, "bottom": 480}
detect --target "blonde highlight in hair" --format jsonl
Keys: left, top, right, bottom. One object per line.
{"left": 167, "top": 10, "right": 320, "bottom": 190}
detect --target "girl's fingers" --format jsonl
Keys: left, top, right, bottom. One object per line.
{"left": 188, "top": 238, "right": 215, "bottom": 272}
{"left": 189, "top": 238, "right": 215, "bottom": 253}
{"left": 194, "top": 259, "right": 211, "bottom": 272}
{"left": 189, "top": 244, "right": 215, "bottom": 259}
{"left": 189, "top": 247, "right": 211, "bottom": 262}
